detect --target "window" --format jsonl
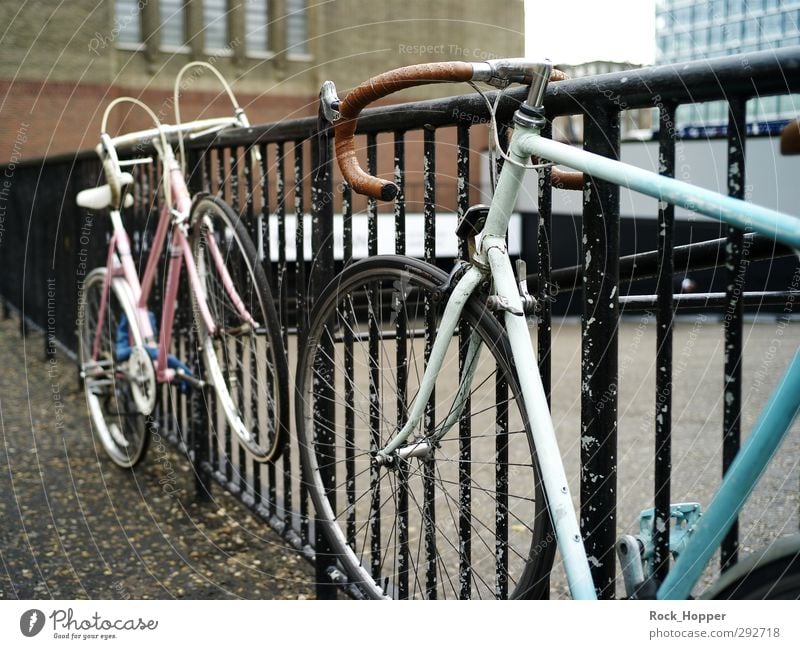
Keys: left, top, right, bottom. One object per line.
{"left": 287, "top": 0, "right": 308, "bottom": 56}
{"left": 115, "top": 0, "right": 142, "bottom": 45}
{"left": 762, "top": 12, "right": 782, "bottom": 36}
{"left": 204, "top": 0, "right": 229, "bottom": 51}
{"left": 245, "top": 0, "right": 269, "bottom": 54}
{"left": 673, "top": 6, "right": 692, "bottom": 26}
{"left": 744, "top": 16, "right": 759, "bottom": 41}
{"left": 160, "top": 0, "right": 186, "bottom": 50}
{"left": 113, "top": 0, "right": 311, "bottom": 62}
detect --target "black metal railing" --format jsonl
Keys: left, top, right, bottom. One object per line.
{"left": 2, "top": 46, "right": 799, "bottom": 599}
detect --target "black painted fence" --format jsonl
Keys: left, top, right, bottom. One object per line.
{"left": 2, "top": 47, "right": 799, "bottom": 598}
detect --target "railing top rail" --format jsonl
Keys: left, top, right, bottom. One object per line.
{"left": 5, "top": 46, "right": 800, "bottom": 170}
{"left": 189, "top": 45, "right": 800, "bottom": 147}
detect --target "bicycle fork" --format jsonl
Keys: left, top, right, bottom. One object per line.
{"left": 373, "top": 264, "right": 484, "bottom": 463}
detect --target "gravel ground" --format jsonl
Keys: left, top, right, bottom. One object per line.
{"left": 0, "top": 314, "right": 314, "bottom": 600}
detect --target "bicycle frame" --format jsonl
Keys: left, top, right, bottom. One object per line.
{"left": 91, "top": 156, "right": 256, "bottom": 387}
{"left": 378, "top": 115, "right": 800, "bottom": 600}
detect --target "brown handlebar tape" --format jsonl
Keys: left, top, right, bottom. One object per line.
{"left": 780, "top": 118, "right": 800, "bottom": 156}
{"left": 335, "top": 63, "right": 570, "bottom": 201}
{"left": 532, "top": 156, "right": 584, "bottom": 190}
{"left": 335, "top": 62, "right": 473, "bottom": 201}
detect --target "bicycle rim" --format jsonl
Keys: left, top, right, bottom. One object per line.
{"left": 191, "top": 195, "right": 288, "bottom": 463}
{"left": 78, "top": 268, "right": 150, "bottom": 468}
{"left": 297, "top": 256, "right": 554, "bottom": 599}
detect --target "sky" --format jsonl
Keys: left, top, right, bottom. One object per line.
{"left": 525, "top": 0, "right": 657, "bottom": 65}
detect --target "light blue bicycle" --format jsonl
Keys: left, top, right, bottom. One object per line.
{"left": 296, "top": 58, "right": 800, "bottom": 599}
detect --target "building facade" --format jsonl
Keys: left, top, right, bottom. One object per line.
{"left": 0, "top": 0, "right": 524, "bottom": 159}
{"left": 656, "top": 0, "right": 800, "bottom": 127}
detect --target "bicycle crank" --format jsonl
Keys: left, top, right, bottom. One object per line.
{"left": 127, "top": 345, "right": 156, "bottom": 416}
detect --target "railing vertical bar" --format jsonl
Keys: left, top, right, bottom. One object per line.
{"left": 214, "top": 147, "right": 232, "bottom": 480}
{"left": 243, "top": 144, "right": 262, "bottom": 504}
{"left": 654, "top": 102, "right": 676, "bottom": 583}
{"left": 342, "top": 184, "right": 356, "bottom": 555}
{"left": 531, "top": 124, "right": 556, "bottom": 600}
{"left": 456, "top": 123, "right": 472, "bottom": 599}
{"left": 343, "top": 185, "right": 353, "bottom": 262}
{"left": 310, "top": 121, "right": 337, "bottom": 599}
{"left": 259, "top": 143, "right": 276, "bottom": 518}
{"left": 230, "top": 146, "right": 248, "bottom": 495}
{"left": 294, "top": 140, "right": 310, "bottom": 546}
{"left": 722, "top": 96, "right": 748, "bottom": 572}
{"left": 216, "top": 146, "right": 226, "bottom": 201}
{"left": 393, "top": 131, "right": 409, "bottom": 599}
{"left": 367, "top": 134, "right": 378, "bottom": 257}
{"left": 495, "top": 370, "right": 509, "bottom": 599}
{"left": 423, "top": 126, "right": 437, "bottom": 598}
{"left": 202, "top": 148, "right": 212, "bottom": 193}
{"left": 580, "top": 104, "right": 620, "bottom": 599}
{"left": 365, "top": 132, "right": 382, "bottom": 582}
{"left": 495, "top": 122, "right": 508, "bottom": 179}
{"left": 536, "top": 123, "right": 554, "bottom": 404}
{"left": 258, "top": 143, "right": 271, "bottom": 287}
{"left": 394, "top": 133, "right": 406, "bottom": 256}
{"left": 153, "top": 156, "right": 169, "bottom": 439}
{"left": 275, "top": 141, "right": 292, "bottom": 527}
{"left": 294, "top": 141, "right": 307, "bottom": 336}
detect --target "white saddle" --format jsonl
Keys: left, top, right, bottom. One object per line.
{"left": 76, "top": 172, "right": 135, "bottom": 210}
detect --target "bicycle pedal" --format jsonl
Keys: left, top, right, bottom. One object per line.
{"left": 174, "top": 368, "right": 205, "bottom": 389}
{"left": 630, "top": 503, "right": 703, "bottom": 580}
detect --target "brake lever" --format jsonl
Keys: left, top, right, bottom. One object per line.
{"left": 315, "top": 81, "right": 339, "bottom": 182}
{"left": 320, "top": 80, "right": 341, "bottom": 122}
{"left": 233, "top": 108, "right": 262, "bottom": 167}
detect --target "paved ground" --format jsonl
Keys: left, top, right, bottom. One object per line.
{"left": 1, "top": 309, "right": 798, "bottom": 600}
{"left": 545, "top": 313, "right": 800, "bottom": 598}
{"left": 0, "top": 314, "right": 314, "bottom": 599}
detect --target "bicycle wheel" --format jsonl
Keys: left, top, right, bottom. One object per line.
{"left": 78, "top": 268, "right": 151, "bottom": 468}
{"left": 190, "top": 195, "right": 289, "bottom": 463}
{"left": 705, "top": 535, "right": 800, "bottom": 599}
{"left": 296, "top": 255, "right": 554, "bottom": 599}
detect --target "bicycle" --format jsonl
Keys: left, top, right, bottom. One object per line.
{"left": 296, "top": 58, "right": 800, "bottom": 599}
{"left": 77, "top": 63, "right": 288, "bottom": 467}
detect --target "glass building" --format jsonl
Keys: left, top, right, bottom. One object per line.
{"left": 656, "top": 0, "right": 800, "bottom": 131}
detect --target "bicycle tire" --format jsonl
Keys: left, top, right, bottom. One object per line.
{"left": 190, "top": 195, "right": 289, "bottom": 463}
{"left": 78, "top": 267, "right": 151, "bottom": 468}
{"left": 296, "top": 255, "right": 554, "bottom": 599}
{"left": 705, "top": 535, "right": 800, "bottom": 599}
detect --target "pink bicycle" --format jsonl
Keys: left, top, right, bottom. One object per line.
{"left": 76, "top": 66, "right": 288, "bottom": 467}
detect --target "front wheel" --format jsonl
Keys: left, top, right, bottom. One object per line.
{"left": 78, "top": 268, "right": 151, "bottom": 468}
{"left": 296, "top": 256, "right": 554, "bottom": 599}
{"left": 190, "top": 195, "right": 289, "bottom": 463}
